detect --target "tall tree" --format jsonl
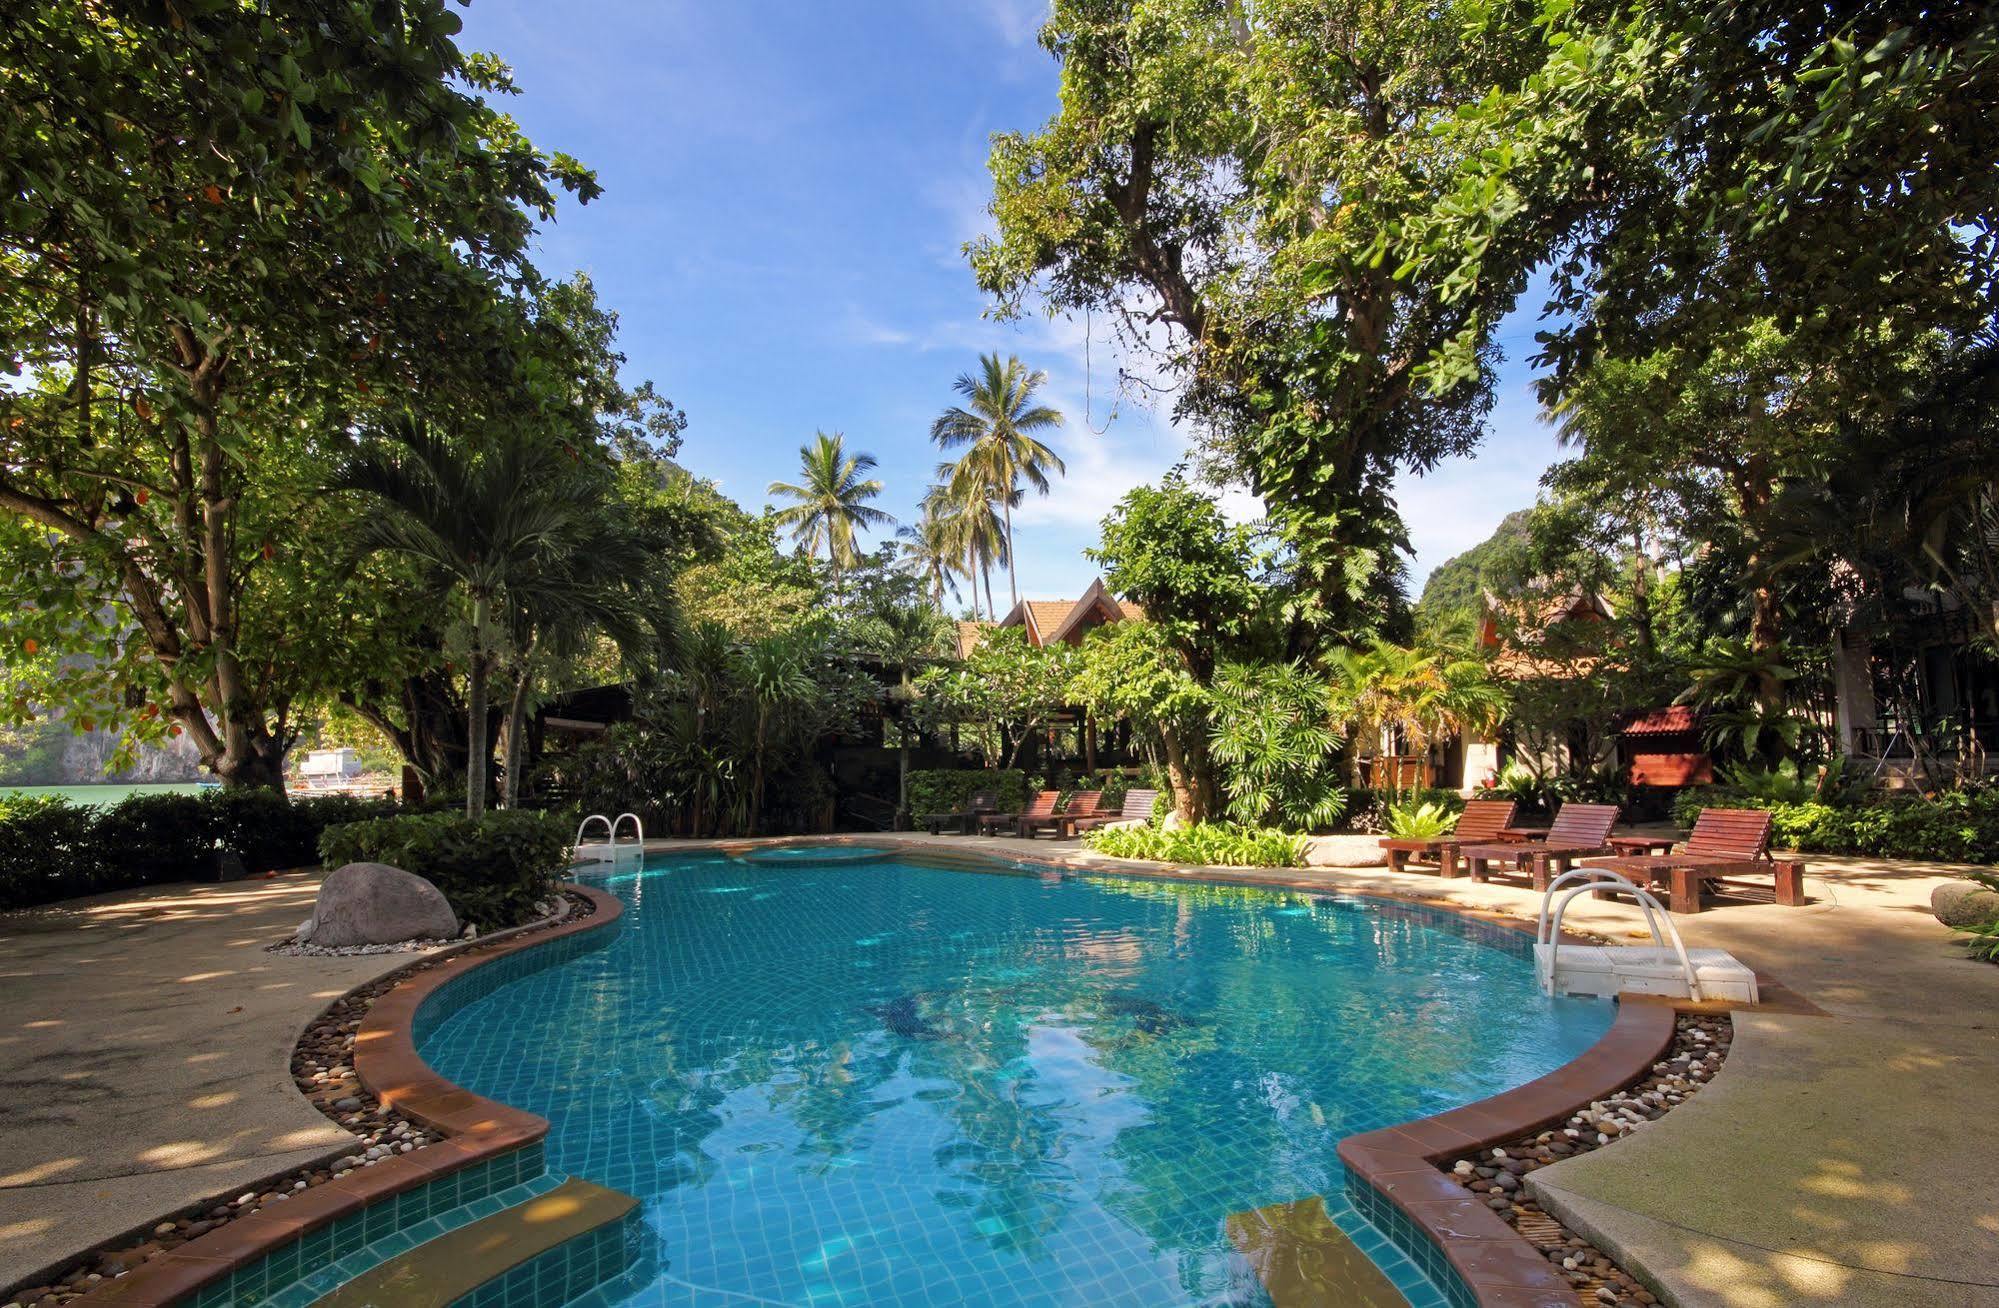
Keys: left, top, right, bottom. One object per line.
{"left": 766, "top": 432, "right": 894, "bottom": 595}
{"left": 0, "top": 1, "right": 596, "bottom": 788}
{"left": 895, "top": 512, "right": 968, "bottom": 609}
{"left": 923, "top": 471, "right": 1011, "bottom": 621}
{"left": 930, "top": 353, "right": 1065, "bottom": 607}
{"left": 973, "top": 0, "right": 1553, "bottom": 639}
{"left": 335, "top": 418, "right": 602, "bottom": 817}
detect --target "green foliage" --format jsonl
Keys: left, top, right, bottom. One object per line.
{"left": 1084, "top": 822, "right": 1307, "bottom": 869}
{"left": 1344, "top": 788, "right": 1465, "bottom": 835}
{"left": 906, "top": 769, "right": 1031, "bottom": 818}
{"left": 1673, "top": 788, "right": 1999, "bottom": 864}
{"left": 1955, "top": 918, "right": 1999, "bottom": 965}
{"left": 930, "top": 353, "right": 1066, "bottom": 607}
{"left": 1413, "top": 510, "right": 1535, "bottom": 645}
{"left": 319, "top": 809, "right": 567, "bottom": 930}
{"left": 913, "top": 626, "right": 1075, "bottom": 770}
{"left": 1382, "top": 801, "right": 1456, "bottom": 841}
{"left": 765, "top": 432, "right": 894, "bottom": 586}
{"left": 1205, "top": 661, "right": 1346, "bottom": 831}
{"left": 0, "top": 790, "right": 394, "bottom": 911}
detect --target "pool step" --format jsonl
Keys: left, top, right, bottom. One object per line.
{"left": 1226, "top": 1197, "right": 1409, "bottom": 1308}
{"left": 306, "top": 1178, "right": 638, "bottom": 1308}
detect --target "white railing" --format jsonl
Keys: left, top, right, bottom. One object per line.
{"left": 1537, "top": 868, "right": 1703, "bottom": 1002}
{"left": 574, "top": 811, "right": 645, "bottom": 865}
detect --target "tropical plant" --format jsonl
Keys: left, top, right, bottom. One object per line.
{"left": 848, "top": 597, "right": 952, "bottom": 819}
{"left": 913, "top": 626, "right": 1074, "bottom": 769}
{"left": 1085, "top": 822, "right": 1307, "bottom": 869}
{"left": 336, "top": 418, "right": 597, "bottom": 817}
{"left": 1205, "top": 660, "right": 1346, "bottom": 831}
{"left": 894, "top": 512, "right": 968, "bottom": 609}
{"left": 930, "top": 353, "right": 1065, "bottom": 608}
{"left": 1382, "top": 800, "right": 1456, "bottom": 841}
{"left": 739, "top": 626, "right": 822, "bottom": 834}
{"left": 1329, "top": 643, "right": 1507, "bottom": 793}
{"left": 1489, "top": 762, "right": 1548, "bottom": 811}
{"left": 766, "top": 431, "right": 894, "bottom": 594}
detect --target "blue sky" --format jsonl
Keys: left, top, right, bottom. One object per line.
{"left": 460, "top": 0, "right": 1564, "bottom": 603}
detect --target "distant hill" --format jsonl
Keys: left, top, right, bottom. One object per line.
{"left": 1414, "top": 508, "right": 1534, "bottom": 640}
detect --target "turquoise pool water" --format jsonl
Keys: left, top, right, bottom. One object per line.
{"left": 419, "top": 853, "right": 1612, "bottom": 1307}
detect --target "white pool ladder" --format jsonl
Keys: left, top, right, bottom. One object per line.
{"left": 1535, "top": 869, "right": 1758, "bottom": 1004}
{"left": 574, "top": 812, "right": 645, "bottom": 865}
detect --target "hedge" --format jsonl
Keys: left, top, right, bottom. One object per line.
{"left": 1671, "top": 786, "right": 1999, "bottom": 864}
{"left": 906, "top": 769, "right": 1029, "bottom": 817}
{"left": 0, "top": 790, "right": 398, "bottom": 913}
{"left": 319, "top": 809, "right": 568, "bottom": 929}
{"left": 1085, "top": 822, "right": 1308, "bottom": 868}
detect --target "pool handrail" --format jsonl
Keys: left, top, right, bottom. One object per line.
{"left": 1537, "top": 867, "right": 1703, "bottom": 1002}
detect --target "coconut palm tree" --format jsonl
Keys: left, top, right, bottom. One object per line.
{"left": 930, "top": 353, "right": 1065, "bottom": 607}
{"left": 922, "top": 468, "right": 1013, "bottom": 620}
{"left": 336, "top": 416, "right": 587, "bottom": 818}
{"left": 766, "top": 431, "right": 894, "bottom": 595}
{"left": 895, "top": 511, "right": 966, "bottom": 609}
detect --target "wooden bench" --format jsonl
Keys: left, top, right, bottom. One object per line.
{"left": 1070, "top": 788, "right": 1161, "bottom": 835}
{"left": 1583, "top": 808, "right": 1806, "bottom": 914}
{"left": 1037, "top": 790, "right": 1101, "bottom": 839}
{"left": 1379, "top": 799, "right": 1517, "bottom": 876}
{"left": 921, "top": 788, "right": 998, "bottom": 835}
{"left": 1454, "top": 803, "right": 1622, "bottom": 890}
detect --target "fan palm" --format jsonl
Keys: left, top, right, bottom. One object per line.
{"left": 335, "top": 416, "right": 586, "bottom": 817}
{"left": 930, "top": 353, "right": 1064, "bottom": 608}
{"left": 766, "top": 431, "right": 894, "bottom": 595}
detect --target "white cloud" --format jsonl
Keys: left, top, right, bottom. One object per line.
{"left": 974, "top": 0, "right": 1050, "bottom": 47}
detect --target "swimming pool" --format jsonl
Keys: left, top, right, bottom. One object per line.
{"left": 419, "top": 852, "right": 1612, "bottom": 1306}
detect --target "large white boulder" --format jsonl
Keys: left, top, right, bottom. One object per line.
{"left": 1303, "top": 834, "right": 1389, "bottom": 868}
{"left": 1932, "top": 880, "right": 1999, "bottom": 929}
{"left": 300, "top": 862, "right": 459, "bottom": 947}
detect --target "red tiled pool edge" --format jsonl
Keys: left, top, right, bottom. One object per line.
{"left": 1337, "top": 999, "right": 1680, "bottom": 1308}
{"left": 70, "top": 883, "right": 624, "bottom": 1308}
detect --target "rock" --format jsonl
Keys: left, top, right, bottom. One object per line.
{"left": 1301, "top": 834, "right": 1389, "bottom": 868}
{"left": 1931, "top": 881, "right": 1999, "bottom": 928}
{"left": 298, "top": 863, "right": 457, "bottom": 948}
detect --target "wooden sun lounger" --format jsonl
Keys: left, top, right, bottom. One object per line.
{"left": 1454, "top": 803, "right": 1621, "bottom": 890}
{"left": 1023, "top": 788, "right": 1103, "bottom": 840}
{"left": 920, "top": 788, "right": 998, "bottom": 835}
{"left": 983, "top": 790, "right": 1059, "bottom": 837}
{"left": 1582, "top": 808, "right": 1805, "bottom": 914}
{"left": 1070, "top": 788, "right": 1162, "bottom": 835}
{"left": 1380, "top": 799, "right": 1517, "bottom": 875}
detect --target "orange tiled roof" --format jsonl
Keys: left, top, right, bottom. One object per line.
{"left": 954, "top": 621, "right": 990, "bottom": 658}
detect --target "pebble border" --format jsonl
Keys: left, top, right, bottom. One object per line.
{"left": 6, "top": 887, "right": 614, "bottom": 1308}
{"left": 1446, "top": 1014, "right": 1733, "bottom": 1307}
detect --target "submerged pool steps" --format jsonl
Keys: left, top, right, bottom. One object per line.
{"left": 306, "top": 1177, "right": 637, "bottom": 1308}
{"left": 1226, "top": 1197, "right": 1412, "bottom": 1308}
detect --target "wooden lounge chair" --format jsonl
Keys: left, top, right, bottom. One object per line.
{"left": 1379, "top": 799, "right": 1517, "bottom": 875}
{"left": 1046, "top": 790, "right": 1104, "bottom": 839}
{"left": 982, "top": 790, "right": 1058, "bottom": 836}
{"left": 1070, "top": 788, "right": 1161, "bottom": 835}
{"left": 1454, "top": 802, "right": 1621, "bottom": 890}
{"left": 920, "top": 788, "right": 999, "bottom": 835}
{"left": 1582, "top": 808, "right": 1804, "bottom": 914}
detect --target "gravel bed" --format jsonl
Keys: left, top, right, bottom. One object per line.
{"left": 3, "top": 892, "right": 593, "bottom": 1308}
{"left": 1443, "top": 1012, "right": 1733, "bottom": 1307}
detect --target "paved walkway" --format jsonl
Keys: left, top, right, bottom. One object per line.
{"left": 0, "top": 874, "right": 433, "bottom": 1292}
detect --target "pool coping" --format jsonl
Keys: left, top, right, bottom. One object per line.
{"left": 70, "top": 883, "right": 624, "bottom": 1307}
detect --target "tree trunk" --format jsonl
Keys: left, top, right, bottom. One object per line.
{"left": 1160, "top": 725, "right": 1215, "bottom": 824}
{"left": 501, "top": 635, "right": 539, "bottom": 809}
{"left": 1003, "top": 495, "right": 1018, "bottom": 608}
{"left": 465, "top": 593, "right": 491, "bottom": 819}
{"left": 983, "top": 564, "right": 995, "bottom": 621}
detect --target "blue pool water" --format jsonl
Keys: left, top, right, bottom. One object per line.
{"left": 419, "top": 854, "right": 1612, "bottom": 1307}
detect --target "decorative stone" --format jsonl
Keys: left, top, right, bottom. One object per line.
{"left": 1301, "top": 834, "right": 1390, "bottom": 867}
{"left": 1931, "top": 881, "right": 1999, "bottom": 928}
{"left": 298, "top": 863, "right": 457, "bottom": 948}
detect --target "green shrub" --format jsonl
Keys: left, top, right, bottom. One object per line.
{"left": 1670, "top": 785, "right": 1999, "bottom": 863}
{"left": 0, "top": 795, "right": 105, "bottom": 909}
{"left": 1344, "top": 787, "right": 1463, "bottom": 834}
{"left": 93, "top": 793, "right": 217, "bottom": 884}
{"left": 1084, "top": 822, "right": 1307, "bottom": 868}
{"left": 906, "top": 769, "right": 1029, "bottom": 817}
{"left": 319, "top": 809, "right": 568, "bottom": 929}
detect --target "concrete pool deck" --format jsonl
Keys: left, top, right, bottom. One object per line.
{"left": 0, "top": 874, "right": 438, "bottom": 1295}
{"left": 2, "top": 838, "right": 1992, "bottom": 1306}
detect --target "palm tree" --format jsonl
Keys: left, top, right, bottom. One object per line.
{"left": 924, "top": 469, "right": 1012, "bottom": 620}
{"left": 336, "top": 417, "right": 585, "bottom": 817}
{"left": 766, "top": 431, "right": 894, "bottom": 595}
{"left": 1329, "top": 642, "right": 1506, "bottom": 795}
{"left": 930, "top": 353, "right": 1065, "bottom": 607}
{"left": 895, "top": 511, "right": 966, "bottom": 609}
